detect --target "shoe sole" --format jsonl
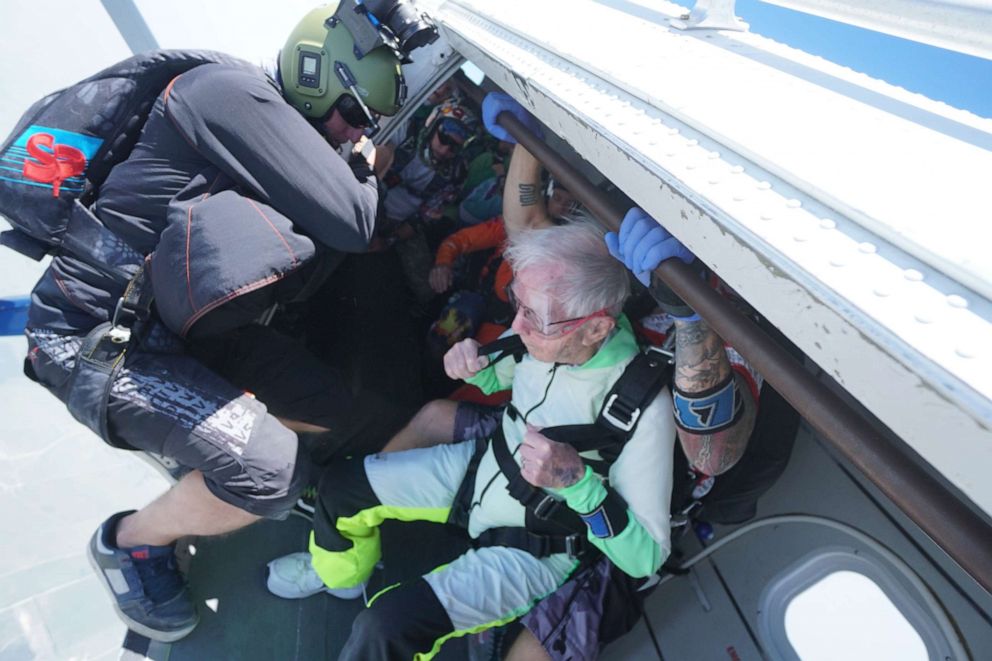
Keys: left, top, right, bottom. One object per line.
{"left": 87, "top": 535, "right": 199, "bottom": 643}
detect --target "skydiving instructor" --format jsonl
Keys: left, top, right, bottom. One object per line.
{"left": 2, "top": 3, "right": 434, "bottom": 642}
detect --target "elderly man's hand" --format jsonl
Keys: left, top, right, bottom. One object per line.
{"left": 443, "top": 338, "right": 490, "bottom": 380}
{"left": 520, "top": 425, "right": 585, "bottom": 489}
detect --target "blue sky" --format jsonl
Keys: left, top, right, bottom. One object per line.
{"left": 735, "top": 0, "right": 992, "bottom": 119}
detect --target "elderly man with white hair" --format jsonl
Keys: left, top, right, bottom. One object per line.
{"left": 265, "top": 218, "right": 676, "bottom": 660}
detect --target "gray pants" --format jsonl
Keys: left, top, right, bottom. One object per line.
{"left": 25, "top": 322, "right": 406, "bottom": 516}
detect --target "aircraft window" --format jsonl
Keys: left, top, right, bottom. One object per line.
{"left": 757, "top": 548, "right": 955, "bottom": 661}
{"left": 784, "top": 570, "right": 927, "bottom": 660}
{"left": 460, "top": 60, "right": 485, "bottom": 86}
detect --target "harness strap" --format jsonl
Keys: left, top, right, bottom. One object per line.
{"left": 466, "top": 340, "right": 676, "bottom": 561}
{"left": 108, "top": 262, "right": 154, "bottom": 344}
{"left": 58, "top": 265, "right": 153, "bottom": 451}
{"left": 474, "top": 527, "right": 588, "bottom": 559}
{"left": 477, "top": 333, "right": 526, "bottom": 368}
{"left": 447, "top": 438, "right": 488, "bottom": 529}
{"left": 491, "top": 425, "right": 565, "bottom": 521}
{"left": 596, "top": 346, "right": 674, "bottom": 438}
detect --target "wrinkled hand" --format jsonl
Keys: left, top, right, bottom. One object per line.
{"left": 604, "top": 208, "right": 695, "bottom": 286}
{"left": 482, "top": 92, "right": 543, "bottom": 144}
{"left": 519, "top": 425, "right": 585, "bottom": 489}
{"left": 429, "top": 264, "right": 454, "bottom": 293}
{"left": 443, "top": 338, "right": 490, "bottom": 380}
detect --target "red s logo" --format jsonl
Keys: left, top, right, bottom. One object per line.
{"left": 22, "top": 132, "right": 87, "bottom": 197}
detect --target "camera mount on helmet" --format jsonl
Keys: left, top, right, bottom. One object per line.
{"left": 329, "top": 0, "right": 439, "bottom": 61}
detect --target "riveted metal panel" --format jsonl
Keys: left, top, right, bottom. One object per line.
{"left": 430, "top": 0, "right": 992, "bottom": 516}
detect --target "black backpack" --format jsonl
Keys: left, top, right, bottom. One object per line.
{"left": 0, "top": 49, "right": 250, "bottom": 262}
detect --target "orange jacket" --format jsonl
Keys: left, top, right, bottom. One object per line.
{"left": 434, "top": 216, "right": 512, "bottom": 304}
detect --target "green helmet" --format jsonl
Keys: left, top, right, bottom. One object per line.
{"left": 280, "top": 3, "right": 406, "bottom": 121}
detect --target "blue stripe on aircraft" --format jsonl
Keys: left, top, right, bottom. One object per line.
{"left": 0, "top": 297, "right": 30, "bottom": 337}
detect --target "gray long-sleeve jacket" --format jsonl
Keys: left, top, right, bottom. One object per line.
{"left": 28, "top": 62, "right": 377, "bottom": 336}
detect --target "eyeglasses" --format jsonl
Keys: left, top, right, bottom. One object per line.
{"left": 505, "top": 280, "right": 609, "bottom": 338}
{"left": 335, "top": 94, "right": 381, "bottom": 136}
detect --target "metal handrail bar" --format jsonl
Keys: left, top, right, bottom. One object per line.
{"left": 460, "top": 76, "right": 992, "bottom": 593}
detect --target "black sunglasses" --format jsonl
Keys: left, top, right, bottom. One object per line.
{"left": 436, "top": 128, "right": 464, "bottom": 149}
{"left": 335, "top": 94, "right": 381, "bottom": 136}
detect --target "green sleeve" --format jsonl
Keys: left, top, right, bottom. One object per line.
{"left": 464, "top": 351, "right": 516, "bottom": 395}
{"left": 554, "top": 467, "right": 665, "bottom": 578}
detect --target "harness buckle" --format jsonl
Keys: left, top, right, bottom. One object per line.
{"left": 532, "top": 494, "right": 561, "bottom": 520}
{"left": 565, "top": 534, "right": 582, "bottom": 559}
{"left": 601, "top": 393, "right": 642, "bottom": 432}
{"left": 109, "top": 298, "right": 137, "bottom": 344}
{"left": 107, "top": 326, "right": 131, "bottom": 344}
{"left": 644, "top": 345, "right": 674, "bottom": 367}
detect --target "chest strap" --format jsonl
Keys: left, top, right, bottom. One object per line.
{"left": 466, "top": 339, "right": 676, "bottom": 558}
{"left": 596, "top": 345, "right": 674, "bottom": 439}
{"left": 474, "top": 527, "right": 587, "bottom": 559}
{"left": 491, "top": 424, "right": 573, "bottom": 522}
{"left": 477, "top": 333, "right": 526, "bottom": 367}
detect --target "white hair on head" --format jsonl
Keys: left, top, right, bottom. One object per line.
{"left": 504, "top": 210, "right": 630, "bottom": 318}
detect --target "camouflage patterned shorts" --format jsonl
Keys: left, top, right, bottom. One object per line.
{"left": 520, "top": 556, "right": 646, "bottom": 661}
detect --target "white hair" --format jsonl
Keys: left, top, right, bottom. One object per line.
{"left": 504, "top": 211, "right": 630, "bottom": 318}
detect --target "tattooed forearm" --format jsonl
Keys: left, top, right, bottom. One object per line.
{"left": 674, "top": 318, "right": 758, "bottom": 475}
{"left": 679, "top": 399, "right": 757, "bottom": 475}
{"left": 674, "top": 318, "right": 729, "bottom": 392}
{"left": 518, "top": 183, "right": 538, "bottom": 206}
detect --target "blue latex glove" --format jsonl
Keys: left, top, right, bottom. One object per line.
{"left": 482, "top": 92, "right": 543, "bottom": 144}
{"left": 605, "top": 208, "right": 694, "bottom": 287}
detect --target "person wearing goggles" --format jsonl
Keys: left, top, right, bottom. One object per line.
{"left": 322, "top": 93, "right": 383, "bottom": 148}
{"left": 371, "top": 99, "right": 481, "bottom": 300}
{"left": 429, "top": 116, "right": 469, "bottom": 161}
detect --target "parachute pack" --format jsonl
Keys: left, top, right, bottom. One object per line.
{"left": 0, "top": 50, "right": 249, "bottom": 263}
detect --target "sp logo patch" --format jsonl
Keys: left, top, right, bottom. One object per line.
{"left": 22, "top": 133, "right": 87, "bottom": 196}
{"left": 3, "top": 125, "right": 103, "bottom": 197}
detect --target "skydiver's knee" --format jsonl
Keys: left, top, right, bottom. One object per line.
{"left": 200, "top": 416, "right": 310, "bottom": 516}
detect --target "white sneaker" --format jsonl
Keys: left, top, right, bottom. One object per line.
{"left": 266, "top": 552, "right": 366, "bottom": 600}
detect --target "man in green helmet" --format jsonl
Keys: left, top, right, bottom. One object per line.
{"left": 9, "top": 3, "right": 424, "bottom": 643}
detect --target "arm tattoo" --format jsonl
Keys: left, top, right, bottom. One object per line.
{"left": 685, "top": 422, "right": 754, "bottom": 475}
{"left": 518, "top": 183, "right": 538, "bottom": 206}
{"left": 674, "top": 318, "right": 729, "bottom": 392}
{"left": 674, "top": 318, "right": 756, "bottom": 475}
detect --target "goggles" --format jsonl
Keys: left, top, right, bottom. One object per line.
{"left": 435, "top": 117, "right": 469, "bottom": 148}
{"left": 506, "top": 280, "right": 609, "bottom": 338}
{"left": 335, "top": 94, "right": 381, "bottom": 137}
